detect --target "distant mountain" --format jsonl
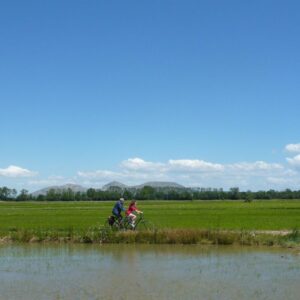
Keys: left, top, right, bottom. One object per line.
{"left": 102, "top": 181, "right": 185, "bottom": 190}
{"left": 32, "top": 184, "right": 87, "bottom": 197}
{"left": 134, "top": 181, "right": 185, "bottom": 189}
{"left": 31, "top": 181, "right": 186, "bottom": 197}
{"left": 102, "top": 181, "right": 128, "bottom": 191}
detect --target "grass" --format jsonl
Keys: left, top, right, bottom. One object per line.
{"left": 0, "top": 200, "right": 300, "bottom": 246}
{"left": 3, "top": 227, "right": 300, "bottom": 248}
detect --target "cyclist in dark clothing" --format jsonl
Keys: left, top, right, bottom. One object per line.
{"left": 112, "top": 198, "right": 125, "bottom": 222}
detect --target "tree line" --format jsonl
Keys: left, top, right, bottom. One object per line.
{"left": 1, "top": 186, "right": 300, "bottom": 201}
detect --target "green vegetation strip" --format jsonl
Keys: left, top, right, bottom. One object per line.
{"left": 0, "top": 200, "right": 300, "bottom": 246}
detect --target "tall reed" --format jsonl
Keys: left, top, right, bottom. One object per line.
{"left": 1, "top": 227, "right": 298, "bottom": 248}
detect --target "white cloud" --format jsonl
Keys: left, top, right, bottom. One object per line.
{"left": 77, "top": 170, "right": 122, "bottom": 179}
{"left": 286, "top": 154, "right": 300, "bottom": 168}
{"left": 267, "top": 177, "right": 289, "bottom": 184}
{"left": 266, "top": 176, "right": 300, "bottom": 189}
{"left": 285, "top": 143, "right": 300, "bottom": 153}
{"left": 282, "top": 169, "right": 299, "bottom": 176}
{"left": 121, "top": 158, "right": 164, "bottom": 172}
{"left": 74, "top": 157, "right": 294, "bottom": 190}
{"left": 77, "top": 166, "right": 168, "bottom": 185}
{"left": 228, "top": 161, "right": 283, "bottom": 172}
{"left": 168, "top": 159, "right": 224, "bottom": 172}
{"left": 0, "top": 165, "right": 37, "bottom": 178}
{"left": 28, "top": 175, "right": 68, "bottom": 186}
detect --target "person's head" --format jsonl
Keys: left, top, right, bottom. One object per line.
{"left": 130, "top": 200, "right": 136, "bottom": 206}
{"left": 119, "top": 198, "right": 125, "bottom": 203}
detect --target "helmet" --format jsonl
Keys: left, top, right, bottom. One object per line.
{"left": 120, "top": 198, "right": 125, "bottom": 202}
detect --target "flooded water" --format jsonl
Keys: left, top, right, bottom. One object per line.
{"left": 0, "top": 244, "right": 299, "bottom": 300}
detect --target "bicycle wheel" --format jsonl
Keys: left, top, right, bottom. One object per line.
{"left": 118, "top": 216, "right": 131, "bottom": 231}
{"left": 136, "top": 220, "right": 156, "bottom": 231}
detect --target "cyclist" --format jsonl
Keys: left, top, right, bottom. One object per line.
{"left": 126, "top": 200, "right": 143, "bottom": 228}
{"left": 112, "top": 197, "right": 126, "bottom": 223}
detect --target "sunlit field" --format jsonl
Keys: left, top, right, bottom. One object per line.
{"left": 0, "top": 200, "right": 300, "bottom": 236}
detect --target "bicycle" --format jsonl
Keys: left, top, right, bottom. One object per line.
{"left": 100, "top": 215, "right": 126, "bottom": 242}
{"left": 101, "top": 213, "right": 155, "bottom": 241}
{"left": 105, "top": 214, "right": 132, "bottom": 231}
{"left": 132, "top": 213, "right": 156, "bottom": 231}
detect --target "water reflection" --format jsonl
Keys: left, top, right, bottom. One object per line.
{"left": 0, "top": 244, "right": 299, "bottom": 300}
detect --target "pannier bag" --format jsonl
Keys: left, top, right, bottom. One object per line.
{"left": 108, "top": 215, "right": 115, "bottom": 226}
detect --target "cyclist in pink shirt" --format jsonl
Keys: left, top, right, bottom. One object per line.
{"left": 126, "top": 200, "right": 143, "bottom": 228}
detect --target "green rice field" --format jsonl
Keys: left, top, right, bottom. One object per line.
{"left": 0, "top": 200, "right": 300, "bottom": 236}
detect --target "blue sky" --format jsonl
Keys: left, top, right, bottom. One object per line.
{"left": 1, "top": 0, "right": 300, "bottom": 191}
